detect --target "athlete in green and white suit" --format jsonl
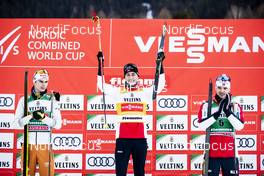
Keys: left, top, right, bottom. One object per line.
{"left": 14, "top": 69, "right": 62, "bottom": 176}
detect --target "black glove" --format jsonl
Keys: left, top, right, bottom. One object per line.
{"left": 224, "top": 105, "right": 232, "bottom": 117}
{"left": 212, "top": 111, "right": 221, "bottom": 120}
{"left": 53, "top": 91, "right": 60, "bottom": 101}
{"left": 222, "top": 93, "right": 230, "bottom": 110}
{"left": 223, "top": 94, "right": 232, "bottom": 117}
{"left": 212, "top": 99, "right": 225, "bottom": 120}
{"left": 157, "top": 52, "right": 165, "bottom": 61}
{"left": 97, "top": 51, "right": 104, "bottom": 62}
{"left": 33, "top": 109, "right": 45, "bottom": 120}
{"left": 97, "top": 51, "right": 104, "bottom": 76}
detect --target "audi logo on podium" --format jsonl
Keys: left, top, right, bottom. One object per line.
{"left": 236, "top": 135, "right": 256, "bottom": 151}
{"left": 88, "top": 156, "right": 115, "bottom": 167}
{"left": 0, "top": 94, "right": 15, "bottom": 110}
{"left": 156, "top": 95, "right": 188, "bottom": 111}
{"left": 52, "top": 134, "right": 83, "bottom": 150}
{"left": 86, "top": 154, "right": 115, "bottom": 170}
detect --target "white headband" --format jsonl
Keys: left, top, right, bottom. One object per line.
{"left": 215, "top": 80, "right": 230, "bottom": 88}
{"left": 33, "top": 70, "right": 49, "bottom": 83}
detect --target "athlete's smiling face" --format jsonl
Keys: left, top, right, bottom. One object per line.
{"left": 125, "top": 72, "right": 139, "bottom": 86}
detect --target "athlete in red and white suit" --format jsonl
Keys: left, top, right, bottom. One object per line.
{"left": 198, "top": 74, "right": 244, "bottom": 176}
{"left": 97, "top": 51, "right": 166, "bottom": 176}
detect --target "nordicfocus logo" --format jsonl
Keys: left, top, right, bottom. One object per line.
{"left": 52, "top": 134, "right": 83, "bottom": 150}
{"left": 53, "top": 137, "right": 81, "bottom": 147}
{"left": 134, "top": 25, "right": 264, "bottom": 63}
{"left": 86, "top": 138, "right": 116, "bottom": 151}
{"left": 27, "top": 25, "right": 89, "bottom": 61}
{"left": 0, "top": 27, "right": 21, "bottom": 64}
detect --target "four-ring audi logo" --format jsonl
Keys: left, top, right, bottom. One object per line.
{"left": 237, "top": 137, "right": 255, "bottom": 148}
{"left": 87, "top": 156, "right": 115, "bottom": 167}
{"left": 0, "top": 97, "right": 13, "bottom": 107}
{"left": 53, "top": 136, "right": 81, "bottom": 147}
{"left": 158, "top": 98, "right": 186, "bottom": 108}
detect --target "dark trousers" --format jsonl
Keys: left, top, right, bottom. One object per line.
{"left": 208, "top": 157, "right": 239, "bottom": 176}
{"left": 115, "top": 138, "right": 147, "bottom": 176}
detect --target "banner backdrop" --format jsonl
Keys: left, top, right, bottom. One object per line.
{"left": 0, "top": 19, "right": 263, "bottom": 175}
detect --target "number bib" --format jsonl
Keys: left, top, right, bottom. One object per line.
{"left": 210, "top": 117, "right": 234, "bottom": 132}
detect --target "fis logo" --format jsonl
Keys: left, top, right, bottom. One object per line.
{"left": 0, "top": 26, "right": 21, "bottom": 64}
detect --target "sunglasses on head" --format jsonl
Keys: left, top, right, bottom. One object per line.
{"left": 35, "top": 69, "right": 49, "bottom": 75}
{"left": 216, "top": 74, "right": 230, "bottom": 82}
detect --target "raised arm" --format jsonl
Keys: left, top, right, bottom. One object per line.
{"left": 152, "top": 52, "right": 166, "bottom": 98}
{"left": 96, "top": 51, "right": 119, "bottom": 96}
